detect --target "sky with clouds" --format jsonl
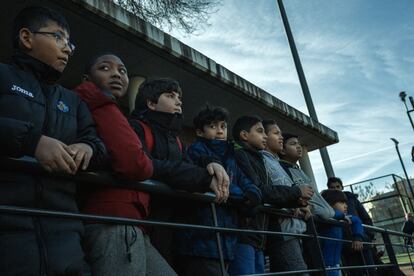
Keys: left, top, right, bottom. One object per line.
{"left": 169, "top": 0, "right": 414, "bottom": 191}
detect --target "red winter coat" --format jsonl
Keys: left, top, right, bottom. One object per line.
{"left": 75, "top": 82, "right": 153, "bottom": 220}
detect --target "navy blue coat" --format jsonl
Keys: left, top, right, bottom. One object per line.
{"left": 319, "top": 210, "right": 364, "bottom": 270}
{"left": 176, "top": 138, "right": 262, "bottom": 260}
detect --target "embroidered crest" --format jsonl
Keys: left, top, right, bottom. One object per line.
{"left": 57, "top": 100, "right": 69, "bottom": 112}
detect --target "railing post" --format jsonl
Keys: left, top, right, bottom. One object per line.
{"left": 382, "top": 229, "right": 401, "bottom": 275}
{"left": 210, "top": 202, "right": 226, "bottom": 276}
{"left": 303, "top": 216, "right": 327, "bottom": 276}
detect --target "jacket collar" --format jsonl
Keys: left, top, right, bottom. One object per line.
{"left": 234, "top": 141, "right": 260, "bottom": 155}
{"left": 131, "top": 109, "right": 183, "bottom": 135}
{"left": 197, "top": 137, "right": 231, "bottom": 156}
{"left": 279, "top": 159, "right": 299, "bottom": 168}
{"left": 12, "top": 50, "right": 62, "bottom": 83}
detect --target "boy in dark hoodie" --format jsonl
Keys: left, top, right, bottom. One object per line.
{"left": 130, "top": 78, "right": 230, "bottom": 265}
{"left": 320, "top": 189, "right": 363, "bottom": 276}
{"left": 75, "top": 54, "right": 176, "bottom": 275}
{"left": 228, "top": 116, "right": 310, "bottom": 275}
{"left": 175, "top": 105, "right": 262, "bottom": 276}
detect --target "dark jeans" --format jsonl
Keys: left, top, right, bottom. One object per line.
{"left": 228, "top": 243, "right": 265, "bottom": 275}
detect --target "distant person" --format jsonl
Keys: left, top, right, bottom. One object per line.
{"left": 75, "top": 53, "right": 177, "bottom": 275}
{"left": 402, "top": 213, "right": 414, "bottom": 247}
{"left": 327, "top": 177, "right": 373, "bottom": 228}
{"left": 175, "top": 105, "right": 262, "bottom": 276}
{"left": 320, "top": 189, "right": 363, "bottom": 276}
{"left": 327, "top": 177, "right": 377, "bottom": 276}
{"left": 0, "top": 6, "right": 106, "bottom": 275}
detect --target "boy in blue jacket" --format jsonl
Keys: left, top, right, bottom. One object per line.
{"left": 320, "top": 189, "right": 364, "bottom": 276}
{"left": 176, "top": 105, "right": 262, "bottom": 276}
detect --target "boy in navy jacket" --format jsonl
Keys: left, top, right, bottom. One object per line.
{"left": 175, "top": 105, "right": 262, "bottom": 276}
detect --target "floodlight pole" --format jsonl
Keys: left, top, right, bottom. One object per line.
{"left": 399, "top": 91, "right": 414, "bottom": 132}
{"left": 276, "top": 0, "right": 335, "bottom": 177}
{"left": 391, "top": 138, "right": 414, "bottom": 200}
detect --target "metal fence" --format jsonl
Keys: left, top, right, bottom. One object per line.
{"left": 344, "top": 174, "right": 414, "bottom": 256}
{"left": 1, "top": 157, "right": 414, "bottom": 276}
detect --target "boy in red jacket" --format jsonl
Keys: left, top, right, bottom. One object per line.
{"left": 75, "top": 53, "right": 176, "bottom": 276}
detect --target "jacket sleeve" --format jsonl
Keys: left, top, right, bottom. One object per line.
{"left": 333, "top": 210, "right": 345, "bottom": 220}
{"left": 234, "top": 164, "right": 262, "bottom": 200}
{"left": 151, "top": 159, "right": 212, "bottom": 192}
{"left": 75, "top": 83, "right": 153, "bottom": 180}
{"left": 130, "top": 120, "right": 213, "bottom": 192}
{"left": 0, "top": 116, "right": 42, "bottom": 157}
{"left": 237, "top": 150, "right": 302, "bottom": 208}
{"left": 186, "top": 142, "right": 221, "bottom": 167}
{"left": 75, "top": 99, "right": 108, "bottom": 168}
{"left": 350, "top": 215, "right": 364, "bottom": 241}
{"left": 308, "top": 191, "right": 335, "bottom": 219}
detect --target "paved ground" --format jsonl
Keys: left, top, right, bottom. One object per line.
{"left": 401, "top": 266, "right": 414, "bottom": 275}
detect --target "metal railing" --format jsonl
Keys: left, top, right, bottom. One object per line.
{"left": 1, "top": 157, "right": 413, "bottom": 276}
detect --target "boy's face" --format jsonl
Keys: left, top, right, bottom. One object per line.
{"left": 241, "top": 122, "right": 267, "bottom": 150}
{"left": 197, "top": 120, "right": 228, "bottom": 140}
{"left": 20, "top": 21, "right": 72, "bottom": 73}
{"left": 148, "top": 91, "right": 182, "bottom": 114}
{"left": 329, "top": 182, "right": 343, "bottom": 191}
{"left": 265, "top": 124, "right": 284, "bottom": 154}
{"left": 333, "top": 201, "right": 348, "bottom": 213}
{"left": 85, "top": 55, "right": 129, "bottom": 99}
{"left": 282, "top": 137, "right": 302, "bottom": 161}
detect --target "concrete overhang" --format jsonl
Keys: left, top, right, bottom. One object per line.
{"left": 1, "top": 0, "right": 339, "bottom": 151}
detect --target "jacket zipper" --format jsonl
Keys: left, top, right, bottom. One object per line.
{"left": 37, "top": 84, "right": 51, "bottom": 275}
{"left": 34, "top": 179, "right": 49, "bottom": 276}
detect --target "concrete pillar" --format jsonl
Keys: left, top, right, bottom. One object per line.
{"left": 299, "top": 145, "right": 318, "bottom": 191}
{"left": 125, "top": 76, "right": 146, "bottom": 114}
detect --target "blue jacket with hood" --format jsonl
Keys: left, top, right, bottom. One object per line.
{"left": 176, "top": 137, "right": 262, "bottom": 260}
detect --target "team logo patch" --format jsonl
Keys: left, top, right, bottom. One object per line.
{"left": 57, "top": 101, "right": 69, "bottom": 112}
{"left": 10, "top": 84, "right": 34, "bottom": 98}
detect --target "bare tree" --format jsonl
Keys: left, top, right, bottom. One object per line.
{"left": 113, "top": 0, "right": 221, "bottom": 34}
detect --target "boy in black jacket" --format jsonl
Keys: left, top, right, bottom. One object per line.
{"left": 228, "top": 116, "right": 310, "bottom": 275}
{"left": 0, "top": 7, "right": 106, "bottom": 275}
{"left": 129, "top": 78, "right": 230, "bottom": 265}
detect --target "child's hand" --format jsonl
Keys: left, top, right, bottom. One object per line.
{"left": 300, "top": 207, "right": 312, "bottom": 221}
{"left": 207, "top": 162, "right": 230, "bottom": 202}
{"left": 66, "top": 143, "right": 93, "bottom": 171}
{"left": 299, "top": 185, "right": 314, "bottom": 199}
{"left": 293, "top": 208, "right": 301, "bottom": 217}
{"left": 209, "top": 176, "right": 228, "bottom": 204}
{"left": 352, "top": 240, "right": 363, "bottom": 251}
{"left": 35, "top": 135, "right": 77, "bottom": 174}
{"left": 297, "top": 197, "right": 309, "bottom": 207}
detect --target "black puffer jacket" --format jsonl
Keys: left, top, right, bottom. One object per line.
{"left": 0, "top": 52, "right": 106, "bottom": 276}
{"left": 129, "top": 109, "right": 213, "bottom": 264}
{"left": 233, "top": 142, "right": 302, "bottom": 250}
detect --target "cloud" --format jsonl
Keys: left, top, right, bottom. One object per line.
{"left": 170, "top": 0, "right": 414, "bottom": 191}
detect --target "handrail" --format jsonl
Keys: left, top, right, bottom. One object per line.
{"left": 0, "top": 157, "right": 412, "bottom": 276}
